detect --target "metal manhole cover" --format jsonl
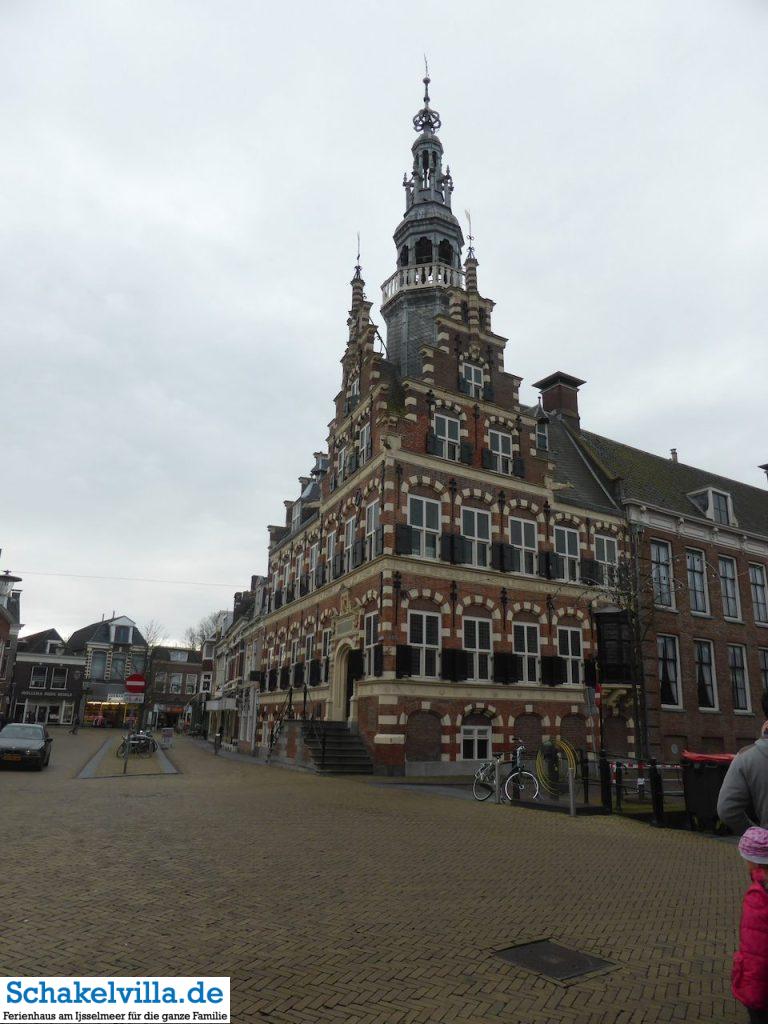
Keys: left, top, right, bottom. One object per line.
{"left": 494, "top": 939, "right": 613, "bottom": 981}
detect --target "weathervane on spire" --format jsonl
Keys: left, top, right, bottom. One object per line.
{"left": 412, "top": 57, "right": 441, "bottom": 134}
{"left": 465, "top": 209, "right": 475, "bottom": 258}
{"left": 354, "top": 231, "right": 362, "bottom": 279}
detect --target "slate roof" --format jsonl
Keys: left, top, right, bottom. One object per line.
{"left": 66, "top": 618, "right": 147, "bottom": 652}
{"left": 576, "top": 429, "right": 768, "bottom": 538}
{"left": 528, "top": 413, "right": 621, "bottom": 517}
{"left": 18, "top": 628, "right": 63, "bottom": 653}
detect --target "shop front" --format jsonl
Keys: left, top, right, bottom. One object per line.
{"left": 17, "top": 697, "right": 76, "bottom": 726}
{"left": 84, "top": 685, "right": 143, "bottom": 728}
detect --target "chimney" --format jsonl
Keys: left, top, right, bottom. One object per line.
{"left": 670, "top": 449, "right": 678, "bottom": 463}
{"left": 532, "top": 372, "right": 586, "bottom": 429}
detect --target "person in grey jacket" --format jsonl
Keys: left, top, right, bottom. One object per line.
{"left": 718, "top": 693, "right": 768, "bottom": 835}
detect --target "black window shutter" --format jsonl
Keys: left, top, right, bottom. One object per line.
{"left": 308, "top": 659, "right": 320, "bottom": 685}
{"left": 333, "top": 552, "right": 344, "bottom": 579}
{"left": 348, "top": 648, "right": 364, "bottom": 681}
{"left": 580, "top": 558, "right": 600, "bottom": 585}
{"left": 455, "top": 649, "right": 470, "bottom": 682}
{"left": 481, "top": 447, "right": 493, "bottom": 470}
{"left": 373, "top": 644, "right": 383, "bottom": 677}
{"left": 483, "top": 383, "right": 495, "bottom": 402}
{"left": 286, "top": 584, "right": 295, "bottom": 603}
{"left": 347, "top": 451, "right": 358, "bottom": 474}
{"left": 456, "top": 535, "right": 473, "bottom": 565}
{"left": 583, "top": 658, "right": 597, "bottom": 687}
{"left": 512, "top": 457, "right": 525, "bottom": 479}
{"left": 353, "top": 537, "right": 365, "bottom": 568}
{"left": 396, "top": 644, "right": 412, "bottom": 679}
{"left": 459, "top": 440, "right": 474, "bottom": 465}
{"left": 314, "top": 563, "right": 325, "bottom": 588}
{"left": 541, "top": 655, "right": 567, "bottom": 686}
{"left": 537, "top": 550, "right": 553, "bottom": 580}
{"left": 596, "top": 611, "right": 633, "bottom": 684}
{"left": 510, "top": 653, "right": 524, "bottom": 683}
{"left": 279, "top": 666, "right": 290, "bottom": 689}
{"left": 440, "top": 532, "right": 456, "bottom": 563}
{"left": 374, "top": 524, "right": 384, "bottom": 556}
{"left": 491, "top": 541, "right": 505, "bottom": 571}
{"left": 395, "top": 523, "right": 414, "bottom": 555}
{"left": 504, "top": 543, "right": 521, "bottom": 573}
{"left": 294, "top": 662, "right": 304, "bottom": 687}
{"left": 441, "top": 648, "right": 456, "bottom": 681}
{"left": 493, "top": 651, "right": 511, "bottom": 684}
{"left": 426, "top": 430, "right": 438, "bottom": 455}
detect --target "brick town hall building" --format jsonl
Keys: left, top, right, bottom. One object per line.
{"left": 250, "top": 75, "right": 768, "bottom": 773}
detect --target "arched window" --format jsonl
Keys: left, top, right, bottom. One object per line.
{"left": 437, "top": 240, "right": 453, "bottom": 266}
{"left": 399, "top": 245, "right": 409, "bottom": 267}
{"left": 415, "top": 237, "right": 433, "bottom": 265}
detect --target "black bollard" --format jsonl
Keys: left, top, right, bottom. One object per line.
{"left": 580, "top": 749, "right": 590, "bottom": 805}
{"left": 649, "top": 759, "right": 665, "bottom": 827}
{"left": 599, "top": 753, "right": 612, "bottom": 812}
{"left": 615, "top": 761, "right": 623, "bottom": 812}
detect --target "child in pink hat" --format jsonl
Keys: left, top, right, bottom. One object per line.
{"left": 733, "top": 827, "right": 768, "bottom": 1022}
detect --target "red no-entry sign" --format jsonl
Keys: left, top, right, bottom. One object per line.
{"left": 126, "top": 673, "right": 146, "bottom": 694}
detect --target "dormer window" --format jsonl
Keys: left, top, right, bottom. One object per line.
{"left": 292, "top": 501, "right": 302, "bottom": 531}
{"left": 350, "top": 376, "right": 360, "bottom": 398}
{"left": 688, "top": 488, "right": 735, "bottom": 526}
{"left": 460, "top": 363, "right": 484, "bottom": 399}
{"left": 113, "top": 625, "right": 133, "bottom": 645}
{"left": 536, "top": 421, "right": 549, "bottom": 451}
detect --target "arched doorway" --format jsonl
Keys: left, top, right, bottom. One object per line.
{"left": 514, "top": 713, "right": 542, "bottom": 753}
{"left": 560, "top": 713, "right": 587, "bottom": 753}
{"left": 603, "top": 715, "right": 629, "bottom": 757}
{"left": 330, "top": 643, "right": 353, "bottom": 722}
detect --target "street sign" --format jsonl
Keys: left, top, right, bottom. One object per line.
{"left": 126, "top": 673, "right": 146, "bottom": 694}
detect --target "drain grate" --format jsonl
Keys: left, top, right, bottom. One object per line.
{"left": 494, "top": 939, "right": 613, "bottom": 981}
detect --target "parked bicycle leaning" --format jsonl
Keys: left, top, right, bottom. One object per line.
{"left": 472, "top": 741, "right": 540, "bottom": 803}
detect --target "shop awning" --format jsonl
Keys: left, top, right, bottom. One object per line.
{"left": 205, "top": 698, "right": 237, "bottom": 711}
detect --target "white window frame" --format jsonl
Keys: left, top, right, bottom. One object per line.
{"left": 60, "top": 701, "right": 74, "bottom": 726}
{"left": 536, "top": 421, "right": 549, "bottom": 451}
{"left": 49, "top": 667, "right": 68, "bottom": 690}
{"left": 349, "top": 375, "right": 360, "bottom": 398}
{"left": 719, "top": 556, "right": 741, "bottom": 621}
{"left": 408, "top": 610, "right": 441, "bottom": 679}
{"left": 321, "top": 629, "right": 333, "bottom": 683}
{"left": 364, "top": 612, "right": 379, "bottom": 676}
{"left": 291, "top": 501, "right": 301, "bottom": 531}
{"left": 557, "top": 627, "right": 582, "bottom": 686}
{"left": 326, "top": 532, "right": 336, "bottom": 570}
{"left": 513, "top": 624, "right": 539, "bottom": 684}
{"left": 728, "top": 644, "right": 751, "bottom": 712}
{"left": 694, "top": 639, "right": 718, "bottom": 711}
{"left": 658, "top": 635, "right": 682, "bottom": 709}
{"left": 408, "top": 495, "right": 440, "bottom": 559}
{"left": 461, "top": 362, "right": 484, "bottom": 399}
{"left": 365, "top": 500, "right": 380, "bottom": 560}
{"left": 358, "top": 421, "right": 371, "bottom": 464}
{"left": 461, "top": 507, "right": 491, "bottom": 568}
{"left": 686, "top": 548, "right": 709, "bottom": 615}
{"left": 344, "top": 516, "right": 356, "bottom": 571}
{"left": 509, "top": 517, "right": 537, "bottom": 575}
{"left": 758, "top": 648, "right": 768, "bottom": 694}
{"left": 305, "top": 633, "right": 315, "bottom": 663}
{"left": 308, "top": 543, "right": 319, "bottom": 593}
{"left": 185, "top": 674, "right": 198, "bottom": 695}
{"left": 463, "top": 618, "right": 492, "bottom": 682}
{"left": 488, "top": 429, "right": 514, "bottom": 475}
{"left": 460, "top": 724, "right": 491, "bottom": 760}
{"left": 749, "top": 564, "right": 768, "bottom": 624}
{"left": 169, "top": 673, "right": 183, "bottom": 694}
{"left": 433, "top": 413, "right": 460, "bottom": 461}
{"left": 201, "top": 673, "right": 212, "bottom": 693}
{"left": 651, "top": 539, "right": 674, "bottom": 608}
{"left": 595, "top": 535, "right": 618, "bottom": 587}
{"left": 337, "top": 446, "right": 347, "bottom": 482}
{"left": 295, "top": 553, "right": 303, "bottom": 587}
{"left": 282, "top": 560, "right": 290, "bottom": 591}
{"left": 554, "top": 526, "right": 580, "bottom": 582}
{"left": 30, "top": 665, "right": 47, "bottom": 689}
{"left": 290, "top": 639, "right": 300, "bottom": 686}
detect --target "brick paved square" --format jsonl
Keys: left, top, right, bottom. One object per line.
{"left": 0, "top": 732, "right": 748, "bottom": 1023}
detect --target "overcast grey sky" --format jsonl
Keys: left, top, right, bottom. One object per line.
{"left": 2, "top": 0, "right": 766, "bottom": 642}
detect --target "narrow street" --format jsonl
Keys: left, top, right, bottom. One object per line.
{"left": 1, "top": 731, "right": 745, "bottom": 1023}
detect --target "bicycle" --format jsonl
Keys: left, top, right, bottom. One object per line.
{"left": 116, "top": 731, "right": 158, "bottom": 758}
{"left": 472, "top": 742, "right": 540, "bottom": 802}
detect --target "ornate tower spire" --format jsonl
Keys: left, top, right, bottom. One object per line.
{"left": 380, "top": 67, "right": 466, "bottom": 376}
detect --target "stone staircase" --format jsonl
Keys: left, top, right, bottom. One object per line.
{"left": 302, "top": 721, "right": 373, "bottom": 774}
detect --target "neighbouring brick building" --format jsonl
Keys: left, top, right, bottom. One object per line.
{"left": 66, "top": 615, "right": 148, "bottom": 726}
{"left": 570, "top": 432, "right": 768, "bottom": 761}
{"left": 11, "top": 629, "right": 86, "bottom": 726}
{"left": 147, "top": 645, "right": 202, "bottom": 729}
{"left": 252, "top": 76, "right": 632, "bottom": 774}
{"left": 0, "top": 568, "right": 23, "bottom": 722}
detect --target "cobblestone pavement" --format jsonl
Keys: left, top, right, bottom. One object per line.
{"left": 0, "top": 732, "right": 747, "bottom": 1024}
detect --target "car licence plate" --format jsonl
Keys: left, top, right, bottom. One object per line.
{"left": 3, "top": 754, "right": 22, "bottom": 761}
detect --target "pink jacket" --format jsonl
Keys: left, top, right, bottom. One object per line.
{"left": 733, "top": 868, "right": 768, "bottom": 1010}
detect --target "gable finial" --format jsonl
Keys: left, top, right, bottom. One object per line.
{"left": 465, "top": 209, "right": 475, "bottom": 258}
{"left": 413, "top": 59, "right": 441, "bottom": 133}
